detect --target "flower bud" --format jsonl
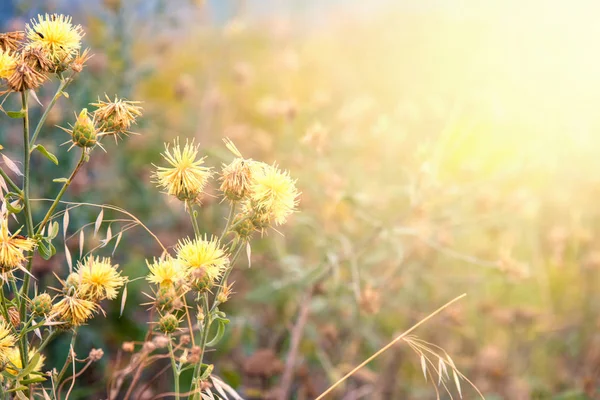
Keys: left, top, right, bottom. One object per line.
{"left": 31, "top": 293, "right": 52, "bottom": 316}
{"left": 157, "top": 314, "right": 179, "bottom": 334}
{"left": 71, "top": 109, "right": 97, "bottom": 148}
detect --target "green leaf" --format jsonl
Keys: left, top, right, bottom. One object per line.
{"left": 199, "top": 364, "right": 214, "bottom": 380}
{"left": 48, "top": 221, "right": 59, "bottom": 240}
{"left": 53, "top": 178, "right": 69, "bottom": 183}
{"left": 6, "top": 110, "right": 25, "bottom": 118}
{"left": 16, "top": 352, "right": 41, "bottom": 379}
{"left": 37, "top": 239, "right": 52, "bottom": 260}
{"left": 206, "top": 317, "right": 229, "bottom": 347}
{"left": 18, "top": 376, "right": 46, "bottom": 384}
{"left": 31, "top": 145, "right": 58, "bottom": 165}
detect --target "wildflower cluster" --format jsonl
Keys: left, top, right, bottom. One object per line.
{"left": 127, "top": 137, "right": 299, "bottom": 396}
{"left": 0, "top": 15, "right": 140, "bottom": 397}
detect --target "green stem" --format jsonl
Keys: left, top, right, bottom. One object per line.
{"left": 0, "top": 286, "right": 10, "bottom": 324}
{"left": 218, "top": 202, "right": 236, "bottom": 242}
{"left": 190, "top": 294, "right": 211, "bottom": 400}
{"left": 0, "top": 168, "right": 22, "bottom": 194}
{"left": 210, "top": 243, "right": 244, "bottom": 313}
{"left": 36, "top": 149, "right": 86, "bottom": 235}
{"left": 57, "top": 329, "right": 78, "bottom": 383}
{"left": 35, "top": 330, "right": 57, "bottom": 353}
{"left": 168, "top": 338, "right": 180, "bottom": 400}
{"left": 29, "top": 75, "right": 71, "bottom": 147}
{"left": 187, "top": 201, "right": 201, "bottom": 239}
{"left": 19, "top": 90, "right": 33, "bottom": 372}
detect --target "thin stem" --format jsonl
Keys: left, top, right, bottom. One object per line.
{"left": 218, "top": 202, "right": 236, "bottom": 242}
{"left": 29, "top": 74, "right": 71, "bottom": 146}
{"left": 187, "top": 201, "right": 201, "bottom": 238}
{"left": 37, "top": 149, "right": 86, "bottom": 235}
{"left": 315, "top": 293, "right": 468, "bottom": 400}
{"left": 0, "top": 285, "right": 11, "bottom": 324}
{"left": 167, "top": 338, "right": 180, "bottom": 400}
{"left": 19, "top": 90, "right": 33, "bottom": 372}
{"left": 0, "top": 168, "right": 21, "bottom": 194}
{"left": 210, "top": 243, "right": 244, "bottom": 313}
{"left": 190, "top": 294, "right": 211, "bottom": 400}
{"left": 35, "top": 330, "right": 58, "bottom": 353}
{"left": 57, "top": 329, "right": 78, "bottom": 383}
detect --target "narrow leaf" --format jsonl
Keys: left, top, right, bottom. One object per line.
{"left": 420, "top": 354, "right": 427, "bottom": 381}
{"left": 6, "top": 110, "right": 25, "bottom": 118}
{"left": 120, "top": 285, "right": 127, "bottom": 317}
{"left": 65, "top": 244, "right": 72, "bottom": 272}
{"left": 29, "top": 89, "right": 43, "bottom": 106}
{"left": 0, "top": 175, "right": 7, "bottom": 194}
{"left": 53, "top": 178, "right": 68, "bottom": 183}
{"left": 112, "top": 231, "right": 122, "bottom": 256}
{"left": 2, "top": 154, "right": 23, "bottom": 176}
{"left": 453, "top": 370, "right": 462, "bottom": 399}
{"left": 32, "top": 144, "right": 58, "bottom": 165}
{"left": 94, "top": 209, "right": 104, "bottom": 236}
{"left": 246, "top": 242, "right": 251, "bottom": 268}
{"left": 63, "top": 209, "right": 69, "bottom": 237}
{"left": 79, "top": 230, "right": 84, "bottom": 257}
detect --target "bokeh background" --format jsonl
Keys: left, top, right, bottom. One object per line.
{"left": 3, "top": 0, "right": 600, "bottom": 398}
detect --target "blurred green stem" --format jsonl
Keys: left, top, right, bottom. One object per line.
{"left": 57, "top": 329, "right": 78, "bottom": 384}
{"left": 168, "top": 339, "right": 180, "bottom": 400}
{"left": 218, "top": 202, "right": 236, "bottom": 242}
{"left": 210, "top": 243, "right": 244, "bottom": 313}
{"left": 19, "top": 90, "right": 33, "bottom": 371}
{"left": 187, "top": 200, "right": 201, "bottom": 238}
{"left": 190, "top": 293, "right": 211, "bottom": 400}
{"left": 29, "top": 74, "right": 71, "bottom": 147}
{"left": 36, "top": 149, "right": 86, "bottom": 235}
{"left": 0, "top": 168, "right": 21, "bottom": 194}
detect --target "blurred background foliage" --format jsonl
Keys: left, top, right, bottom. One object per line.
{"left": 2, "top": 0, "right": 600, "bottom": 398}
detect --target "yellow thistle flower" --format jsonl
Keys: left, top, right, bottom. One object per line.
{"left": 249, "top": 163, "right": 300, "bottom": 226}
{"left": 77, "top": 256, "right": 126, "bottom": 301}
{"left": 0, "top": 50, "right": 16, "bottom": 79}
{"left": 153, "top": 138, "right": 212, "bottom": 201}
{"left": 0, "top": 217, "right": 35, "bottom": 273}
{"left": 146, "top": 256, "right": 186, "bottom": 287}
{"left": 177, "top": 236, "right": 228, "bottom": 291}
{"left": 91, "top": 94, "right": 143, "bottom": 140}
{"left": 26, "top": 14, "right": 83, "bottom": 64}
{"left": 0, "top": 321, "right": 16, "bottom": 363}
{"left": 51, "top": 295, "right": 97, "bottom": 327}
{"left": 5, "top": 347, "right": 45, "bottom": 376}
{"left": 219, "top": 139, "right": 256, "bottom": 202}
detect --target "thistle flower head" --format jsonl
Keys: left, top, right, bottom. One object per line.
{"left": 51, "top": 295, "right": 97, "bottom": 328}
{"left": 220, "top": 140, "right": 256, "bottom": 201}
{"left": 0, "top": 31, "right": 25, "bottom": 52}
{"left": 0, "top": 50, "right": 17, "bottom": 79}
{"left": 76, "top": 256, "right": 126, "bottom": 301}
{"left": 153, "top": 138, "right": 212, "bottom": 201}
{"left": 7, "top": 59, "right": 47, "bottom": 92}
{"left": 0, "top": 321, "right": 17, "bottom": 364}
{"left": 5, "top": 347, "right": 45, "bottom": 376}
{"left": 91, "top": 94, "right": 143, "bottom": 140}
{"left": 71, "top": 47, "right": 92, "bottom": 73}
{"left": 26, "top": 14, "right": 83, "bottom": 65}
{"left": 22, "top": 44, "right": 53, "bottom": 73}
{"left": 248, "top": 163, "right": 299, "bottom": 226}
{"left": 146, "top": 256, "right": 185, "bottom": 288}
{"left": 176, "top": 236, "right": 229, "bottom": 291}
{"left": 0, "top": 217, "right": 35, "bottom": 273}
